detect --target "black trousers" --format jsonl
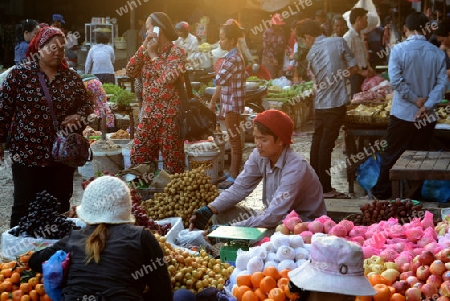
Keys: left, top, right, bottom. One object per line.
{"left": 310, "top": 105, "right": 347, "bottom": 193}
{"left": 11, "top": 163, "right": 75, "bottom": 228}
{"left": 372, "top": 115, "right": 436, "bottom": 199}
{"left": 349, "top": 73, "right": 365, "bottom": 98}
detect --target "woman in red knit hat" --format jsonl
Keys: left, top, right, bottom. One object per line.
{"left": 189, "top": 109, "right": 326, "bottom": 230}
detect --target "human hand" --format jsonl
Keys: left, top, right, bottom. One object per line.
{"left": 358, "top": 69, "right": 369, "bottom": 77}
{"left": 367, "top": 68, "right": 377, "bottom": 78}
{"left": 209, "top": 100, "right": 216, "bottom": 112}
{"left": 415, "top": 97, "right": 427, "bottom": 108}
{"left": 60, "top": 114, "right": 82, "bottom": 129}
{"left": 189, "top": 206, "right": 213, "bottom": 231}
{"left": 143, "top": 35, "right": 158, "bottom": 57}
{"left": 414, "top": 106, "right": 432, "bottom": 121}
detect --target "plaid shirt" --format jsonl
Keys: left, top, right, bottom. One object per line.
{"left": 215, "top": 48, "right": 246, "bottom": 118}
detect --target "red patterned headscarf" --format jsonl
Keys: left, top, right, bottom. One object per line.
{"left": 26, "top": 25, "right": 69, "bottom": 70}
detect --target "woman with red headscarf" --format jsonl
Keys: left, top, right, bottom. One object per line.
{"left": 0, "top": 26, "right": 93, "bottom": 228}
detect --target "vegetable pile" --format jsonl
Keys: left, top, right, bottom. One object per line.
{"left": 8, "top": 191, "right": 79, "bottom": 239}
{"left": 141, "top": 168, "right": 219, "bottom": 228}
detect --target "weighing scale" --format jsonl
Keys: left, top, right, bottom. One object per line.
{"left": 207, "top": 226, "right": 268, "bottom": 265}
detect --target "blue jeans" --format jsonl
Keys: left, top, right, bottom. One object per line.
{"left": 310, "top": 105, "right": 347, "bottom": 193}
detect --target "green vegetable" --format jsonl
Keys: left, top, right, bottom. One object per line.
{"left": 111, "top": 89, "right": 136, "bottom": 109}
{"left": 102, "top": 83, "right": 123, "bottom": 95}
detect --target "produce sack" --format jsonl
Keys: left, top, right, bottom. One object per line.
{"left": 176, "top": 229, "right": 212, "bottom": 250}
{"left": 356, "top": 153, "right": 381, "bottom": 198}
{"left": 43, "top": 250, "right": 71, "bottom": 301}
{"left": 421, "top": 180, "right": 450, "bottom": 203}
{"left": 343, "top": 0, "right": 380, "bottom": 34}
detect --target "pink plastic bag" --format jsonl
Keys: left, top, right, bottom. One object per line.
{"left": 361, "top": 75, "right": 385, "bottom": 91}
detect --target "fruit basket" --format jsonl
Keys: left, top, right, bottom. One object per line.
{"left": 345, "top": 111, "right": 374, "bottom": 124}
{"left": 373, "top": 111, "right": 390, "bottom": 125}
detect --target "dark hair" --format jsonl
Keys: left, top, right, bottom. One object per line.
{"left": 96, "top": 32, "right": 110, "bottom": 44}
{"left": 296, "top": 19, "right": 323, "bottom": 38}
{"left": 333, "top": 15, "right": 345, "bottom": 23}
{"left": 436, "top": 18, "right": 450, "bottom": 37}
{"left": 220, "top": 23, "right": 243, "bottom": 43}
{"left": 254, "top": 121, "right": 278, "bottom": 142}
{"left": 349, "top": 8, "right": 368, "bottom": 24}
{"left": 15, "top": 19, "right": 39, "bottom": 43}
{"left": 405, "top": 12, "right": 429, "bottom": 32}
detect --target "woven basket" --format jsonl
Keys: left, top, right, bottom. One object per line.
{"left": 345, "top": 111, "right": 374, "bottom": 124}
{"left": 373, "top": 112, "right": 390, "bottom": 125}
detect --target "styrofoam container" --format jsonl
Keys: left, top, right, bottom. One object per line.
{"left": 122, "top": 148, "right": 131, "bottom": 169}
{"left": 156, "top": 217, "right": 183, "bottom": 245}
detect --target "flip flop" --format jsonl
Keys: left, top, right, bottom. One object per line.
{"left": 218, "top": 176, "right": 235, "bottom": 189}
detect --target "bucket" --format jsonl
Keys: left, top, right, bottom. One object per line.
{"left": 187, "top": 150, "right": 219, "bottom": 183}
{"left": 78, "top": 161, "right": 95, "bottom": 179}
{"left": 92, "top": 149, "right": 123, "bottom": 175}
{"left": 122, "top": 148, "right": 131, "bottom": 169}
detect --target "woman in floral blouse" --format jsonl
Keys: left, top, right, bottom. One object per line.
{"left": 82, "top": 74, "right": 115, "bottom": 129}
{"left": 262, "top": 14, "right": 288, "bottom": 79}
{"left": 0, "top": 26, "right": 93, "bottom": 227}
{"left": 126, "top": 12, "right": 186, "bottom": 174}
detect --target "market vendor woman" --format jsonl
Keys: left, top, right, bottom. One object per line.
{"left": 190, "top": 110, "right": 326, "bottom": 230}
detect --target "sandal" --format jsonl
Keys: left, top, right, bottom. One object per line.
{"left": 218, "top": 176, "right": 235, "bottom": 189}
{"left": 323, "top": 189, "right": 351, "bottom": 199}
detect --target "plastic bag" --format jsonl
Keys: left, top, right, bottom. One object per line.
{"left": 271, "top": 76, "right": 292, "bottom": 89}
{"left": 421, "top": 180, "right": 450, "bottom": 203}
{"left": 356, "top": 153, "right": 382, "bottom": 198}
{"left": 343, "top": 0, "right": 380, "bottom": 34}
{"left": 361, "top": 75, "right": 386, "bottom": 91}
{"left": 175, "top": 229, "right": 212, "bottom": 250}
{"left": 43, "top": 250, "right": 70, "bottom": 301}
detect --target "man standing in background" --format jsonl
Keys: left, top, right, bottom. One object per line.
{"left": 344, "top": 8, "right": 376, "bottom": 97}
{"left": 51, "top": 14, "right": 65, "bottom": 29}
{"left": 332, "top": 15, "right": 348, "bottom": 37}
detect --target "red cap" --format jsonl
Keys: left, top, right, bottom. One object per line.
{"left": 254, "top": 110, "right": 294, "bottom": 145}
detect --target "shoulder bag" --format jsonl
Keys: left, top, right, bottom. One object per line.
{"left": 177, "top": 71, "right": 216, "bottom": 141}
{"left": 38, "top": 72, "right": 92, "bottom": 168}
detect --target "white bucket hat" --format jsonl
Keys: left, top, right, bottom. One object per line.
{"left": 77, "top": 176, "right": 135, "bottom": 224}
{"left": 288, "top": 235, "right": 376, "bottom": 296}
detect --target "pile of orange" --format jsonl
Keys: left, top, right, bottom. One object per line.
{"left": 0, "top": 252, "right": 52, "bottom": 301}
{"left": 355, "top": 274, "right": 406, "bottom": 301}
{"left": 232, "top": 267, "right": 298, "bottom": 301}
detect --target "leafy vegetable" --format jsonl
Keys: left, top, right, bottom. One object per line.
{"left": 110, "top": 89, "right": 136, "bottom": 108}
{"left": 102, "top": 83, "right": 123, "bottom": 95}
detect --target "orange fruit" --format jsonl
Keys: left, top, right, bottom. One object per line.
{"left": 28, "top": 290, "right": 38, "bottom": 301}
{"left": 251, "top": 272, "right": 266, "bottom": 289}
{"left": 19, "top": 284, "right": 30, "bottom": 294}
{"left": 260, "top": 276, "right": 277, "bottom": 295}
{"left": 20, "top": 296, "right": 30, "bottom": 301}
{"left": 11, "top": 290, "right": 24, "bottom": 301}
{"left": 35, "top": 284, "right": 45, "bottom": 296}
{"left": 42, "top": 295, "right": 52, "bottom": 301}
{"left": 368, "top": 274, "right": 391, "bottom": 286}
{"left": 268, "top": 287, "right": 286, "bottom": 301}
{"left": 254, "top": 288, "right": 267, "bottom": 301}
{"left": 237, "top": 275, "right": 253, "bottom": 288}
{"left": 355, "top": 296, "right": 373, "bottom": 301}
{"left": 10, "top": 273, "right": 20, "bottom": 284}
{"left": 277, "top": 278, "right": 289, "bottom": 289}
{"left": 235, "top": 286, "right": 252, "bottom": 301}
{"left": 242, "top": 290, "right": 259, "bottom": 301}
{"left": 2, "top": 269, "right": 13, "bottom": 278}
{"left": 0, "top": 292, "right": 9, "bottom": 301}
{"left": 264, "top": 267, "right": 280, "bottom": 281}
{"left": 27, "top": 278, "right": 37, "bottom": 289}
{"left": 0, "top": 281, "right": 13, "bottom": 292}
{"left": 279, "top": 269, "right": 290, "bottom": 279}
{"left": 390, "top": 293, "right": 405, "bottom": 301}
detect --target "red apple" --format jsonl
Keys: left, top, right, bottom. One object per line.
{"left": 443, "top": 271, "right": 450, "bottom": 282}
{"left": 427, "top": 274, "right": 443, "bottom": 288}
{"left": 392, "top": 280, "right": 410, "bottom": 295}
{"left": 406, "top": 275, "right": 420, "bottom": 287}
{"left": 405, "top": 287, "right": 422, "bottom": 301}
{"left": 416, "top": 265, "right": 431, "bottom": 281}
{"left": 400, "top": 271, "right": 414, "bottom": 280}
{"left": 419, "top": 250, "right": 436, "bottom": 266}
{"left": 412, "top": 261, "right": 422, "bottom": 273}
{"left": 431, "top": 260, "right": 447, "bottom": 276}
{"left": 421, "top": 283, "right": 438, "bottom": 298}
{"left": 437, "top": 296, "right": 450, "bottom": 301}
{"left": 440, "top": 249, "right": 450, "bottom": 263}
{"left": 400, "top": 262, "right": 411, "bottom": 272}
{"left": 441, "top": 281, "right": 450, "bottom": 297}
{"left": 413, "top": 282, "right": 424, "bottom": 290}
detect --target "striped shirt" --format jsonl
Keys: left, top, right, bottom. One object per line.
{"left": 216, "top": 47, "right": 246, "bottom": 118}
{"left": 307, "top": 36, "right": 357, "bottom": 109}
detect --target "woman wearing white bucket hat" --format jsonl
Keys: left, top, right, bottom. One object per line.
{"left": 29, "top": 176, "right": 195, "bottom": 301}
{"left": 288, "top": 235, "right": 376, "bottom": 300}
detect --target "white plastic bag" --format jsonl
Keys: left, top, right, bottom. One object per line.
{"left": 343, "top": 0, "right": 380, "bottom": 34}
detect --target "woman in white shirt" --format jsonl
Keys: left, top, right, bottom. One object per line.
{"left": 85, "top": 32, "right": 115, "bottom": 84}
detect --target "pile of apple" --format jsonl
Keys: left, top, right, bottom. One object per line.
{"left": 381, "top": 249, "right": 450, "bottom": 300}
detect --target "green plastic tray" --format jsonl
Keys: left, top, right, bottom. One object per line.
{"left": 207, "top": 226, "right": 267, "bottom": 242}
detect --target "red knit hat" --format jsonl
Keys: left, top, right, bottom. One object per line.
{"left": 254, "top": 110, "right": 294, "bottom": 145}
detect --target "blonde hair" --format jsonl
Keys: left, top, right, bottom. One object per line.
{"left": 85, "top": 223, "right": 109, "bottom": 264}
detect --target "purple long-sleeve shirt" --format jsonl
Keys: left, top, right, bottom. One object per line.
{"left": 210, "top": 147, "right": 326, "bottom": 228}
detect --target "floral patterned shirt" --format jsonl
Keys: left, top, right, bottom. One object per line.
{"left": 126, "top": 43, "right": 186, "bottom": 119}
{"left": 215, "top": 48, "right": 246, "bottom": 118}
{"left": 262, "top": 26, "right": 287, "bottom": 66}
{"left": 0, "top": 61, "right": 93, "bottom": 167}
{"left": 83, "top": 78, "right": 115, "bottom": 128}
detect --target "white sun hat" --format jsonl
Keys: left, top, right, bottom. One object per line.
{"left": 77, "top": 176, "right": 135, "bottom": 224}
{"left": 288, "top": 235, "right": 376, "bottom": 296}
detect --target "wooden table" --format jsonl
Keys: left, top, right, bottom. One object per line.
{"left": 390, "top": 150, "right": 450, "bottom": 198}
{"left": 343, "top": 122, "right": 450, "bottom": 194}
